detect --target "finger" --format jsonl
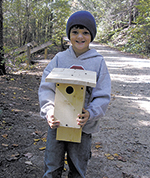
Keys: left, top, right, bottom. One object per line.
{"left": 53, "top": 120, "right": 60, "bottom": 127}
{"left": 77, "top": 116, "right": 89, "bottom": 126}
{"left": 47, "top": 118, "right": 53, "bottom": 125}
{"left": 78, "top": 113, "right": 85, "bottom": 119}
{"left": 50, "top": 122, "right": 59, "bottom": 129}
{"left": 82, "top": 108, "right": 86, "bottom": 113}
{"left": 47, "top": 114, "right": 54, "bottom": 121}
{"left": 77, "top": 118, "right": 85, "bottom": 126}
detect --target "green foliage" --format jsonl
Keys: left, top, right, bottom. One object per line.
{"left": 120, "top": 0, "right": 150, "bottom": 56}
{"left": 96, "top": 0, "right": 150, "bottom": 57}
{"left": 50, "top": 0, "right": 71, "bottom": 45}
{"left": 121, "top": 24, "right": 150, "bottom": 56}
{"left": 2, "top": 0, "right": 150, "bottom": 69}
{"left": 136, "top": 0, "right": 150, "bottom": 23}
{"left": 2, "top": 0, "right": 71, "bottom": 69}
{"left": 3, "top": 0, "right": 71, "bottom": 47}
{"left": 3, "top": 45, "right": 27, "bottom": 70}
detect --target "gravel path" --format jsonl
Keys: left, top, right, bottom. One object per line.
{"left": 85, "top": 44, "right": 150, "bottom": 178}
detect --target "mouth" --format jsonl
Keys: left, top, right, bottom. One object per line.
{"left": 76, "top": 40, "right": 85, "bottom": 44}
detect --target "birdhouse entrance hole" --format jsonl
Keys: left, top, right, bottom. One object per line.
{"left": 66, "top": 86, "right": 74, "bottom": 94}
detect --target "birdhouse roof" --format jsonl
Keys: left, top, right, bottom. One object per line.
{"left": 45, "top": 68, "right": 96, "bottom": 87}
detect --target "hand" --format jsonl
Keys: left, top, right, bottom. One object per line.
{"left": 76, "top": 108, "right": 90, "bottom": 128}
{"left": 46, "top": 112, "right": 60, "bottom": 129}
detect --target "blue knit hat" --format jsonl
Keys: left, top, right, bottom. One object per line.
{"left": 66, "top": 11, "right": 97, "bottom": 42}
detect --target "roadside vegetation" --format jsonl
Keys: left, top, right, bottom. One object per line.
{"left": 0, "top": 0, "right": 149, "bottom": 74}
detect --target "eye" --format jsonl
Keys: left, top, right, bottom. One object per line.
{"left": 71, "top": 30, "right": 78, "bottom": 34}
{"left": 83, "top": 31, "right": 90, "bottom": 35}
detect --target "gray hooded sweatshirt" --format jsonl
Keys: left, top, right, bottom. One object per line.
{"left": 38, "top": 46, "right": 111, "bottom": 134}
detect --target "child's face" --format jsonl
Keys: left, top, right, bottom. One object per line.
{"left": 70, "top": 26, "right": 91, "bottom": 57}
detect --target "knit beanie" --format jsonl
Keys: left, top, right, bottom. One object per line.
{"left": 66, "top": 11, "right": 97, "bottom": 42}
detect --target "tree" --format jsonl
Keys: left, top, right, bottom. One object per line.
{"left": 0, "top": 0, "right": 6, "bottom": 75}
{"left": 3, "top": 0, "right": 70, "bottom": 47}
{"left": 134, "top": 0, "right": 150, "bottom": 54}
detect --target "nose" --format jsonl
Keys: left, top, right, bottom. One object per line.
{"left": 77, "top": 33, "right": 83, "bottom": 38}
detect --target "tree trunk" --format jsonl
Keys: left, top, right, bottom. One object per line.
{"left": 0, "top": 0, "right": 6, "bottom": 75}
{"left": 129, "top": 0, "right": 134, "bottom": 26}
{"left": 48, "top": 12, "right": 53, "bottom": 39}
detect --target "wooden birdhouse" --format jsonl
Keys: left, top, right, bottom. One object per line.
{"left": 45, "top": 68, "right": 96, "bottom": 143}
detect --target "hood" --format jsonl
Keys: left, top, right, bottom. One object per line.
{"left": 67, "top": 46, "right": 102, "bottom": 60}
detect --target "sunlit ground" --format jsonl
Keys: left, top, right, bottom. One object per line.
{"left": 90, "top": 43, "right": 150, "bottom": 131}
{"left": 88, "top": 43, "right": 150, "bottom": 177}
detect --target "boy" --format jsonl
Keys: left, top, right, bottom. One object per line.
{"left": 38, "top": 11, "right": 111, "bottom": 178}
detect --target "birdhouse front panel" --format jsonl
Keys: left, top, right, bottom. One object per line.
{"left": 54, "top": 83, "right": 86, "bottom": 128}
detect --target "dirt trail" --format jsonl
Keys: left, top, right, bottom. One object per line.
{"left": 87, "top": 44, "right": 150, "bottom": 178}
{"left": 0, "top": 44, "right": 150, "bottom": 178}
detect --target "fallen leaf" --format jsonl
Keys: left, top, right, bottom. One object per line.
{"left": 107, "top": 155, "right": 114, "bottom": 160}
{"left": 113, "top": 153, "right": 119, "bottom": 157}
{"left": 105, "top": 153, "right": 114, "bottom": 160}
{"left": 12, "top": 144, "right": 19, "bottom": 147}
{"left": 7, "top": 156, "right": 18, "bottom": 161}
{"left": 34, "top": 138, "right": 40, "bottom": 142}
{"left": 2, "top": 134, "right": 8, "bottom": 139}
{"left": 105, "top": 153, "right": 111, "bottom": 157}
{"left": 118, "top": 156, "right": 126, "bottom": 162}
{"left": 41, "top": 137, "right": 47, "bottom": 142}
{"left": 64, "top": 160, "right": 68, "bottom": 165}
{"left": 95, "top": 145, "right": 102, "bottom": 149}
{"left": 2, "top": 143, "right": 8, "bottom": 147}
{"left": 25, "top": 161, "right": 32, "bottom": 165}
{"left": 6, "top": 153, "right": 20, "bottom": 162}
{"left": 95, "top": 142, "right": 102, "bottom": 145}
{"left": 39, "top": 146, "right": 46, "bottom": 151}
{"left": 8, "top": 126, "right": 13, "bottom": 130}
{"left": 65, "top": 153, "right": 67, "bottom": 160}
{"left": 24, "top": 152, "right": 33, "bottom": 159}
{"left": 95, "top": 142, "right": 102, "bottom": 149}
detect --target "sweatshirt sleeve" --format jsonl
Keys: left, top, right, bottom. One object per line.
{"left": 38, "top": 56, "right": 58, "bottom": 119}
{"left": 86, "top": 59, "right": 111, "bottom": 122}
